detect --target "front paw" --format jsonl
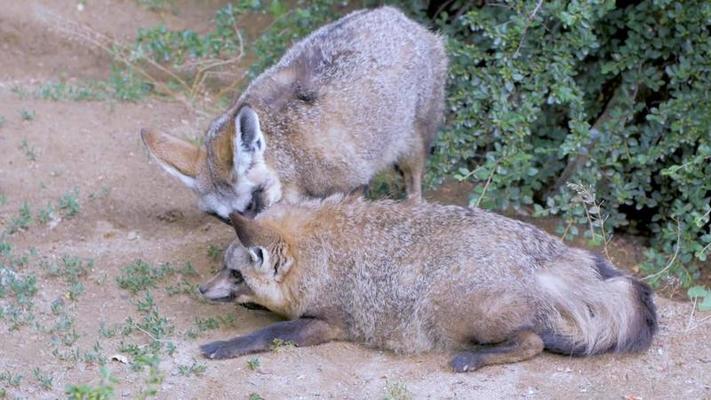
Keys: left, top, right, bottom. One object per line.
{"left": 200, "top": 340, "right": 235, "bottom": 359}
{"left": 450, "top": 352, "right": 482, "bottom": 373}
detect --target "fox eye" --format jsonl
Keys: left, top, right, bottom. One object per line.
{"left": 231, "top": 269, "right": 243, "bottom": 282}
{"left": 252, "top": 247, "right": 264, "bottom": 264}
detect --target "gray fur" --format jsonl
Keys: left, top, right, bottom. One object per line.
{"left": 185, "top": 6, "right": 447, "bottom": 218}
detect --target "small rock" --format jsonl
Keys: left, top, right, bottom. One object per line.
{"left": 127, "top": 231, "right": 139, "bottom": 240}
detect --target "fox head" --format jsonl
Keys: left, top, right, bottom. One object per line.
{"left": 141, "top": 105, "right": 282, "bottom": 221}
{"left": 198, "top": 212, "right": 296, "bottom": 315}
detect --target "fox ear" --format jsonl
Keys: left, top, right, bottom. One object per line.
{"left": 230, "top": 213, "right": 292, "bottom": 281}
{"left": 233, "top": 106, "right": 265, "bottom": 174}
{"left": 141, "top": 129, "right": 204, "bottom": 189}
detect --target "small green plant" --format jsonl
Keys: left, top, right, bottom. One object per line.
{"left": 32, "top": 367, "right": 53, "bottom": 390}
{"left": 383, "top": 381, "right": 411, "bottom": 400}
{"left": 37, "top": 81, "right": 102, "bottom": 101}
{"left": 43, "top": 255, "right": 93, "bottom": 301}
{"left": 0, "top": 115, "right": 5, "bottom": 128}
{"left": 207, "top": 244, "right": 222, "bottom": 261}
{"left": 0, "top": 371, "right": 22, "bottom": 387}
{"left": 136, "top": 0, "right": 174, "bottom": 12}
{"left": 269, "top": 338, "right": 295, "bottom": 352}
{"left": 65, "top": 366, "right": 116, "bottom": 400}
{"left": 19, "top": 139, "right": 37, "bottom": 161}
{"left": 107, "top": 66, "right": 151, "bottom": 102}
{"left": 20, "top": 109, "right": 36, "bottom": 121}
{"left": 81, "top": 341, "right": 108, "bottom": 365}
{"left": 7, "top": 202, "right": 33, "bottom": 233}
{"left": 37, "top": 203, "right": 55, "bottom": 224}
{"left": 58, "top": 189, "right": 81, "bottom": 217}
{"left": 98, "top": 321, "right": 120, "bottom": 338}
{"left": 116, "top": 260, "right": 174, "bottom": 294}
{"left": 248, "top": 394, "right": 264, "bottom": 400}
{"left": 0, "top": 194, "right": 6, "bottom": 206}
{"left": 89, "top": 186, "right": 111, "bottom": 201}
{"left": 185, "top": 316, "right": 221, "bottom": 339}
{"left": 246, "top": 357, "right": 260, "bottom": 371}
{"left": 51, "top": 298, "right": 65, "bottom": 315}
{"left": 177, "top": 360, "right": 207, "bottom": 377}
{"left": 688, "top": 286, "right": 711, "bottom": 311}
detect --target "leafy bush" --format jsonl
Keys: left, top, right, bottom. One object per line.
{"left": 132, "top": 3, "right": 249, "bottom": 66}
{"left": 429, "top": 0, "right": 710, "bottom": 286}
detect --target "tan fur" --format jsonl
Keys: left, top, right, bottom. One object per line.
{"left": 202, "top": 196, "right": 658, "bottom": 370}
{"left": 142, "top": 7, "right": 448, "bottom": 218}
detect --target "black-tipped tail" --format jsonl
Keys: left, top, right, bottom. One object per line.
{"left": 619, "top": 278, "right": 657, "bottom": 352}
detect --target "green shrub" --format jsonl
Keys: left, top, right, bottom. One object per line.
{"left": 428, "top": 0, "right": 710, "bottom": 286}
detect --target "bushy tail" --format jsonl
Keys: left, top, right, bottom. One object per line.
{"left": 536, "top": 251, "right": 657, "bottom": 356}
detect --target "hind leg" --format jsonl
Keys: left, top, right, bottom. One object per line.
{"left": 397, "top": 139, "right": 426, "bottom": 201}
{"left": 450, "top": 330, "right": 544, "bottom": 372}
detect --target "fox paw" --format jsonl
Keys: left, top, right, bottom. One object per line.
{"left": 450, "top": 352, "right": 481, "bottom": 373}
{"left": 200, "top": 340, "right": 234, "bottom": 359}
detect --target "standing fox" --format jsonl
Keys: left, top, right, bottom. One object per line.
{"left": 142, "top": 7, "right": 447, "bottom": 220}
{"left": 198, "top": 195, "right": 657, "bottom": 372}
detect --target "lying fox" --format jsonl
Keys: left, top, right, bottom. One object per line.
{"left": 142, "top": 7, "right": 447, "bottom": 220}
{"left": 198, "top": 195, "right": 657, "bottom": 371}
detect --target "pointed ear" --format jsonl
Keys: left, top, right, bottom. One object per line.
{"left": 141, "top": 129, "right": 205, "bottom": 189}
{"left": 229, "top": 212, "right": 279, "bottom": 247}
{"left": 233, "top": 106, "right": 265, "bottom": 174}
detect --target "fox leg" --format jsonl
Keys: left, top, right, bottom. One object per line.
{"left": 450, "top": 330, "right": 544, "bottom": 372}
{"left": 200, "top": 318, "right": 342, "bottom": 359}
{"left": 397, "top": 141, "right": 426, "bottom": 201}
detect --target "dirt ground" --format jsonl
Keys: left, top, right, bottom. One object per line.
{"left": 1, "top": 1, "right": 709, "bottom": 399}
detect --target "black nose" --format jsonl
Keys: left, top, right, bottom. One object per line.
{"left": 207, "top": 211, "right": 231, "bottom": 225}
{"left": 198, "top": 286, "right": 207, "bottom": 295}
{"left": 242, "top": 187, "right": 265, "bottom": 218}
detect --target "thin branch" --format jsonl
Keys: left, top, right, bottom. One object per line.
{"left": 474, "top": 160, "right": 499, "bottom": 208}
{"left": 513, "top": 0, "right": 544, "bottom": 58}
{"left": 644, "top": 218, "right": 681, "bottom": 282}
{"left": 550, "top": 82, "right": 636, "bottom": 196}
{"left": 134, "top": 325, "right": 169, "bottom": 343}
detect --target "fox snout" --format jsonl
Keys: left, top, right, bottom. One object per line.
{"left": 198, "top": 269, "right": 244, "bottom": 302}
{"left": 205, "top": 187, "right": 265, "bottom": 224}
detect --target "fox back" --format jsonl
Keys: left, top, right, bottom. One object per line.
{"left": 142, "top": 7, "right": 447, "bottom": 219}
{"left": 213, "top": 195, "right": 656, "bottom": 363}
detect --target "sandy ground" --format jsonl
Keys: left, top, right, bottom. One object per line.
{"left": 0, "top": 1, "right": 709, "bottom": 399}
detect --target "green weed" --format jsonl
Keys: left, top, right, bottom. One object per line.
{"left": 43, "top": 256, "right": 93, "bottom": 301}
{"left": 270, "top": 338, "right": 295, "bottom": 352}
{"left": 37, "top": 81, "right": 102, "bottom": 101}
{"left": 207, "top": 244, "right": 222, "bottom": 261}
{"left": 89, "top": 186, "right": 111, "bottom": 201}
{"left": 58, "top": 189, "right": 81, "bottom": 217}
{"left": 136, "top": 0, "right": 174, "bottom": 12}
{"left": 98, "top": 321, "right": 120, "bottom": 338}
{"left": 20, "top": 109, "right": 36, "bottom": 121}
{"left": 19, "top": 139, "right": 37, "bottom": 161}
{"left": 32, "top": 367, "right": 53, "bottom": 390}
{"left": 7, "top": 202, "right": 32, "bottom": 234}
{"left": 177, "top": 360, "right": 206, "bottom": 377}
{"left": 65, "top": 366, "right": 116, "bottom": 400}
{"left": 117, "top": 260, "right": 173, "bottom": 294}
{"left": 688, "top": 285, "right": 711, "bottom": 311}
{"left": 37, "top": 203, "right": 55, "bottom": 224}
{"left": 0, "top": 371, "right": 22, "bottom": 387}
{"left": 246, "top": 357, "right": 260, "bottom": 371}
{"left": 383, "top": 381, "right": 411, "bottom": 400}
